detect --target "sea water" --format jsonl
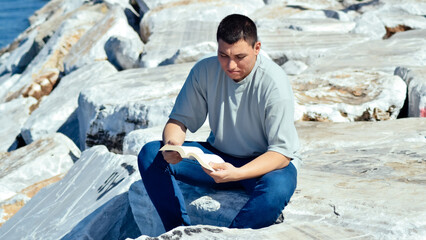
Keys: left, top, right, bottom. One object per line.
{"left": 0, "top": 0, "right": 48, "bottom": 49}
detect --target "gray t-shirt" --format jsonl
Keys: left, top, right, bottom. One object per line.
{"left": 170, "top": 54, "right": 301, "bottom": 166}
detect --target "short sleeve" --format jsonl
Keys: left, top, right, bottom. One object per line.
{"left": 264, "top": 92, "right": 300, "bottom": 160}
{"left": 169, "top": 67, "right": 208, "bottom": 133}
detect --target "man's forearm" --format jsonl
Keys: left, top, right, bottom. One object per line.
{"left": 162, "top": 118, "right": 187, "bottom": 145}
{"left": 236, "top": 151, "right": 290, "bottom": 180}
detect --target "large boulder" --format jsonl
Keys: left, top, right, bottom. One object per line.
{"left": 287, "top": 118, "right": 426, "bottom": 239}
{"left": 105, "top": 35, "right": 144, "bottom": 70}
{"left": 291, "top": 69, "right": 406, "bottom": 122}
{"left": 133, "top": 223, "right": 365, "bottom": 239}
{"left": 258, "top": 27, "right": 369, "bottom": 66}
{"left": 77, "top": 62, "right": 193, "bottom": 152}
{"left": 0, "top": 145, "right": 140, "bottom": 240}
{"left": 253, "top": 4, "right": 357, "bottom": 35}
{"left": 20, "top": 61, "right": 117, "bottom": 146}
{"left": 1, "top": 3, "right": 107, "bottom": 103}
{"left": 305, "top": 29, "right": 426, "bottom": 74}
{"left": 0, "top": 133, "right": 80, "bottom": 225}
{"left": 0, "top": 0, "right": 90, "bottom": 77}
{"left": 0, "top": 97, "right": 36, "bottom": 152}
{"left": 138, "top": 0, "right": 264, "bottom": 67}
{"left": 63, "top": 5, "right": 144, "bottom": 73}
{"left": 0, "top": 74, "right": 20, "bottom": 104}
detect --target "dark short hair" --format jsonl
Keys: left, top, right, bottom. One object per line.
{"left": 216, "top": 14, "right": 258, "bottom": 47}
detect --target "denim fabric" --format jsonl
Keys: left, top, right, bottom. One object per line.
{"left": 138, "top": 141, "right": 297, "bottom": 232}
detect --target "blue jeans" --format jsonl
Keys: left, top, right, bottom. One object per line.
{"left": 138, "top": 141, "right": 297, "bottom": 232}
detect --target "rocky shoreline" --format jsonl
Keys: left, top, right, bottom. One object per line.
{"left": 0, "top": 0, "right": 425, "bottom": 239}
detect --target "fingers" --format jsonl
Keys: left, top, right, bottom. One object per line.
{"left": 162, "top": 151, "right": 182, "bottom": 164}
{"left": 209, "top": 162, "right": 227, "bottom": 171}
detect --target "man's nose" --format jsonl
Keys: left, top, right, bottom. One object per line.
{"left": 228, "top": 59, "right": 237, "bottom": 69}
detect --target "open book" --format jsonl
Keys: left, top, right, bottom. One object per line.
{"left": 160, "top": 145, "right": 225, "bottom": 171}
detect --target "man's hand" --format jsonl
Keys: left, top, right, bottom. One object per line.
{"left": 203, "top": 151, "right": 290, "bottom": 183}
{"left": 162, "top": 150, "right": 182, "bottom": 165}
{"left": 204, "top": 162, "right": 242, "bottom": 183}
{"left": 162, "top": 118, "right": 187, "bottom": 165}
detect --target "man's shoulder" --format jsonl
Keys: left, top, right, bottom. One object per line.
{"left": 257, "top": 54, "right": 288, "bottom": 85}
{"left": 258, "top": 54, "right": 286, "bottom": 77}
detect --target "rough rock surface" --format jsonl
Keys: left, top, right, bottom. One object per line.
{"left": 21, "top": 61, "right": 117, "bottom": 146}
{"left": 63, "top": 5, "right": 141, "bottom": 73}
{"left": 77, "top": 62, "right": 193, "bottom": 152}
{"left": 138, "top": 0, "right": 264, "bottom": 67}
{"left": 0, "top": 145, "right": 140, "bottom": 240}
{"left": 306, "top": 29, "right": 426, "bottom": 74}
{"left": 291, "top": 69, "right": 407, "bottom": 122}
{"left": 0, "top": 97, "right": 37, "bottom": 152}
{"left": 2, "top": 4, "right": 107, "bottom": 103}
{"left": 105, "top": 35, "right": 144, "bottom": 70}
{"left": 0, "top": 133, "right": 80, "bottom": 225}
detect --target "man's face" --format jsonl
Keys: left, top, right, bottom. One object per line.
{"left": 217, "top": 39, "right": 261, "bottom": 82}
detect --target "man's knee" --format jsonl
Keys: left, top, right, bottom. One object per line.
{"left": 138, "top": 141, "right": 162, "bottom": 174}
{"left": 259, "top": 164, "right": 297, "bottom": 205}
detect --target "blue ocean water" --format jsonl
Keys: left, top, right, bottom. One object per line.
{"left": 0, "top": 0, "right": 49, "bottom": 49}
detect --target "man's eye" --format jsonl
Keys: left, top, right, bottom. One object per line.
{"left": 236, "top": 56, "right": 245, "bottom": 60}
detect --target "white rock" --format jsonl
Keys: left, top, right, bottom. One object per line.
{"left": 20, "top": 61, "right": 118, "bottom": 146}
{"left": 28, "top": 0, "right": 89, "bottom": 27}
{"left": 132, "top": 222, "right": 367, "bottom": 239}
{"left": 351, "top": 11, "right": 386, "bottom": 40}
{"left": 160, "top": 42, "right": 217, "bottom": 66}
{"left": 291, "top": 69, "right": 406, "bottom": 122}
{"left": 0, "top": 30, "right": 39, "bottom": 76}
{"left": 2, "top": 4, "right": 106, "bottom": 103}
{"left": 282, "top": 60, "right": 307, "bottom": 75}
{"left": 394, "top": 66, "right": 426, "bottom": 117}
{"left": 305, "top": 32, "right": 426, "bottom": 74}
{"left": 77, "top": 62, "right": 194, "bottom": 152}
{"left": 0, "top": 74, "right": 20, "bottom": 104}
{"left": 285, "top": 0, "right": 343, "bottom": 10}
{"left": 389, "top": 28, "right": 426, "bottom": 40}
{"left": 140, "top": 21, "right": 218, "bottom": 67}
{"left": 288, "top": 118, "right": 426, "bottom": 239}
{"left": 0, "top": 97, "right": 37, "bottom": 152}
{"left": 356, "top": 0, "right": 426, "bottom": 16}
{"left": 123, "top": 124, "right": 211, "bottom": 156}
{"left": 379, "top": 13, "right": 426, "bottom": 30}
{"left": 105, "top": 35, "right": 144, "bottom": 70}
{"left": 262, "top": 18, "right": 356, "bottom": 33}
{"left": 134, "top": 0, "right": 181, "bottom": 14}
{"left": 139, "top": 0, "right": 264, "bottom": 67}
{"left": 0, "top": 145, "right": 140, "bottom": 240}
{"left": 0, "top": 0, "right": 91, "bottom": 78}
{"left": 258, "top": 28, "right": 369, "bottom": 65}
{"left": 63, "top": 6, "right": 141, "bottom": 73}
{"left": 0, "top": 133, "right": 79, "bottom": 203}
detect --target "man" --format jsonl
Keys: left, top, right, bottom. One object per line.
{"left": 138, "top": 14, "right": 300, "bottom": 232}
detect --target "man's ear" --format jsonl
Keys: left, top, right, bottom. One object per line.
{"left": 254, "top": 41, "right": 261, "bottom": 55}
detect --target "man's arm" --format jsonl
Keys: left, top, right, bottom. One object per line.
{"left": 162, "top": 118, "right": 187, "bottom": 164}
{"left": 207, "top": 151, "right": 290, "bottom": 183}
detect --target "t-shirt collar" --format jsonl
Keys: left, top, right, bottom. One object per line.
{"left": 232, "top": 54, "right": 261, "bottom": 85}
